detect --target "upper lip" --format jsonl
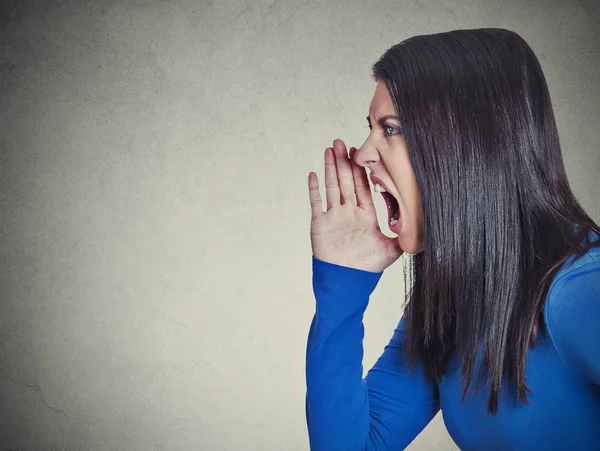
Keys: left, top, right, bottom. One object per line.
{"left": 370, "top": 175, "right": 394, "bottom": 195}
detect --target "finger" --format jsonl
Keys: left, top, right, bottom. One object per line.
{"left": 333, "top": 139, "right": 355, "bottom": 205}
{"left": 308, "top": 172, "right": 323, "bottom": 220}
{"left": 349, "top": 147, "right": 375, "bottom": 209}
{"left": 324, "top": 147, "right": 340, "bottom": 210}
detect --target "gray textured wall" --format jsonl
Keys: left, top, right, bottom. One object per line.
{"left": 0, "top": 0, "right": 598, "bottom": 450}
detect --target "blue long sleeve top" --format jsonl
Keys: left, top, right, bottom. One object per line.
{"left": 305, "top": 231, "right": 600, "bottom": 450}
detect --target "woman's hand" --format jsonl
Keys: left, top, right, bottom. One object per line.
{"left": 308, "top": 139, "right": 404, "bottom": 273}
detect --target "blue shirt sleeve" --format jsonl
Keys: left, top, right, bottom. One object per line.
{"left": 306, "top": 256, "right": 440, "bottom": 451}
{"left": 545, "top": 257, "right": 600, "bottom": 385}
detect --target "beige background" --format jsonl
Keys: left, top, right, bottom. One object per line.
{"left": 0, "top": 0, "right": 598, "bottom": 449}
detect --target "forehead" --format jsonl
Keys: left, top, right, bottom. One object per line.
{"left": 369, "top": 80, "right": 395, "bottom": 115}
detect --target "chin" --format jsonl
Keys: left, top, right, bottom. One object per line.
{"left": 397, "top": 236, "right": 424, "bottom": 255}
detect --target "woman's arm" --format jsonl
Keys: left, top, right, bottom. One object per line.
{"left": 306, "top": 256, "right": 440, "bottom": 451}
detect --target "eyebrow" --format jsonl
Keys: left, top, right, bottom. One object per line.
{"left": 366, "top": 115, "right": 401, "bottom": 126}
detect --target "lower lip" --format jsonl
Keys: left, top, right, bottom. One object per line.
{"left": 389, "top": 213, "right": 402, "bottom": 234}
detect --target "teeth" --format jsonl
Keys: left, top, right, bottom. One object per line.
{"left": 390, "top": 210, "right": 400, "bottom": 226}
{"left": 374, "top": 183, "right": 387, "bottom": 193}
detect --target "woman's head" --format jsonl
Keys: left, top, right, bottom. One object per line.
{"left": 356, "top": 28, "right": 573, "bottom": 255}
{"left": 359, "top": 28, "right": 599, "bottom": 415}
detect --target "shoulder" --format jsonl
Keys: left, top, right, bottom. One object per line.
{"left": 544, "top": 241, "right": 600, "bottom": 383}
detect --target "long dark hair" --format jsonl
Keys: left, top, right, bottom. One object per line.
{"left": 372, "top": 28, "right": 600, "bottom": 415}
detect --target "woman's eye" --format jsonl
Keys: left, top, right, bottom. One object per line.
{"left": 367, "top": 124, "right": 400, "bottom": 136}
{"left": 384, "top": 125, "right": 399, "bottom": 136}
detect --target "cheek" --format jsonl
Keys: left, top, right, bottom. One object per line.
{"left": 394, "top": 171, "right": 419, "bottom": 218}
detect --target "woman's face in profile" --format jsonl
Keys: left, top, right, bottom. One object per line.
{"left": 353, "top": 80, "right": 425, "bottom": 254}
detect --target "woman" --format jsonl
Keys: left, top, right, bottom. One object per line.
{"left": 305, "top": 28, "right": 600, "bottom": 450}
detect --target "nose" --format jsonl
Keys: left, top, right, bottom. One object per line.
{"left": 353, "top": 138, "right": 379, "bottom": 168}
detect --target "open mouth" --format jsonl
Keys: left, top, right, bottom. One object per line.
{"left": 371, "top": 176, "right": 402, "bottom": 232}
{"left": 381, "top": 191, "right": 401, "bottom": 227}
